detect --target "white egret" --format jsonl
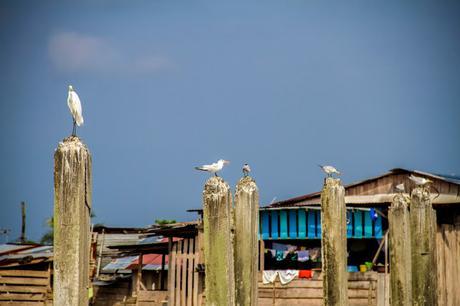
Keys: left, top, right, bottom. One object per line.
{"left": 67, "top": 85, "right": 84, "bottom": 136}
{"left": 195, "top": 159, "right": 230, "bottom": 176}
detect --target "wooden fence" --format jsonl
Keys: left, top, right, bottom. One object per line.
{"left": 0, "top": 269, "right": 52, "bottom": 305}
{"left": 168, "top": 237, "right": 203, "bottom": 306}
{"left": 258, "top": 271, "right": 386, "bottom": 306}
{"left": 436, "top": 223, "right": 460, "bottom": 306}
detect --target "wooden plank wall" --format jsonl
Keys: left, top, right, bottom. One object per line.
{"left": 0, "top": 269, "right": 51, "bottom": 305}
{"left": 168, "top": 237, "right": 203, "bottom": 306}
{"left": 436, "top": 222, "right": 460, "bottom": 306}
{"left": 346, "top": 173, "right": 460, "bottom": 198}
{"left": 258, "top": 272, "right": 385, "bottom": 306}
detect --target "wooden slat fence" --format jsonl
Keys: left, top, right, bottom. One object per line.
{"left": 258, "top": 271, "right": 384, "bottom": 306}
{"left": 436, "top": 223, "right": 460, "bottom": 306}
{"left": 168, "top": 237, "right": 203, "bottom": 306}
{"left": 0, "top": 269, "right": 51, "bottom": 305}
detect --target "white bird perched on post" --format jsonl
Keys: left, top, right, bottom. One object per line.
{"left": 409, "top": 174, "right": 432, "bottom": 187}
{"left": 67, "top": 85, "right": 84, "bottom": 136}
{"left": 242, "top": 163, "right": 251, "bottom": 177}
{"left": 318, "top": 164, "right": 341, "bottom": 177}
{"left": 395, "top": 183, "right": 405, "bottom": 193}
{"left": 195, "top": 159, "right": 230, "bottom": 176}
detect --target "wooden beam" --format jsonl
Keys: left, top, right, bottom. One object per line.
{"left": 389, "top": 193, "right": 412, "bottom": 305}
{"left": 53, "top": 136, "right": 92, "bottom": 306}
{"left": 321, "top": 177, "right": 348, "bottom": 306}
{"left": 234, "top": 175, "right": 259, "bottom": 306}
{"left": 160, "top": 253, "right": 166, "bottom": 290}
{"left": 410, "top": 187, "right": 438, "bottom": 306}
{"left": 202, "top": 176, "right": 235, "bottom": 306}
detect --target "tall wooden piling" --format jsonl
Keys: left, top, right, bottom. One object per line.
{"left": 234, "top": 176, "right": 259, "bottom": 306}
{"left": 202, "top": 176, "right": 235, "bottom": 306}
{"left": 321, "top": 177, "right": 348, "bottom": 306}
{"left": 54, "top": 136, "right": 92, "bottom": 306}
{"left": 410, "top": 187, "right": 437, "bottom": 306}
{"left": 389, "top": 193, "right": 412, "bottom": 306}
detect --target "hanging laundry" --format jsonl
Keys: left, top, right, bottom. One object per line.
{"left": 276, "top": 250, "right": 288, "bottom": 261}
{"left": 262, "top": 270, "right": 278, "bottom": 284}
{"left": 310, "top": 248, "right": 321, "bottom": 261}
{"left": 270, "top": 249, "right": 276, "bottom": 258}
{"left": 278, "top": 270, "right": 299, "bottom": 285}
{"left": 297, "top": 250, "right": 309, "bottom": 262}
{"left": 298, "top": 270, "right": 312, "bottom": 279}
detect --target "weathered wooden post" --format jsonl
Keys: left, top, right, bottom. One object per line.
{"left": 234, "top": 176, "right": 259, "bottom": 306}
{"left": 202, "top": 176, "right": 235, "bottom": 306}
{"left": 321, "top": 177, "right": 348, "bottom": 306}
{"left": 54, "top": 136, "right": 92, "bottom": 306}
{"left": 389, "top": 193, "right": 412, "bottom": 306}
{"left": 410, "top": 186, "right": 437, "bottom": 306}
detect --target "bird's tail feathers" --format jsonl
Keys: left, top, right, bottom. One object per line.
{"left": 76, "top": 117, "right": 84, "bottom": 126}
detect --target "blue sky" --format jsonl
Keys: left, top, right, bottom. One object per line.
{"left": 1, "top": 1, "right": 460, "bottom": 242}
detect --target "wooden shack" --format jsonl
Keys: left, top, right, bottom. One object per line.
{"left": 172, "top": 168, "right": 460, "bottom": 306}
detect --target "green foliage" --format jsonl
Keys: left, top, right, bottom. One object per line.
{"left": 155, "top": 219, "right": 176, "bottom": 227}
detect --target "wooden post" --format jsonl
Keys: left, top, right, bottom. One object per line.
{"left": 54, "top": 136, "right": 92, "bottom": 306}
{"left": 20, "top": 201, "right": 26, "bottom": 243}
{"left": 160, "top": 253, "right": 166, "bottom": 290}
{"left": 389, "top": 193, "right": 412, "bottom": 305}
{"left": 234, "top": 176, "right": 259, "bottom": 306}
{"left": 202, "top": 176, "right": 235, "bottom": 306}
{"left": 321, "top": 177, "right": 348, "bottom": 306}
{"left": 410, "top": 187, "right": 437, "bottom": 306}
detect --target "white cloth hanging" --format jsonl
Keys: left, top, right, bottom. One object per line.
{"left": 278, "top": 270, "right": 299, "bottom": 285}
{"left": 262, "top": 270, "right": 278, "bottom": 284}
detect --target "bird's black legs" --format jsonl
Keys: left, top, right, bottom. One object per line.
{"left": 72, "top": 120, "right": 76, "bottom": 136}
{"left": 214, "top": 173, "right": 218, "bottom": 177}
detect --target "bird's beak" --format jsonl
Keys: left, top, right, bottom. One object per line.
{"left": 224, "top": 160, "right": 230, "bottom": 164}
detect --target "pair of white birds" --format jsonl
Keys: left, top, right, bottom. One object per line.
{"left": 195, "top": 160, "right": 251, "bottom": 177}
{"left": 316, "top": 165, "right": 433, "bottom": 192}
{"left": 395, "top": 175, "right": 433, "bottom": 192}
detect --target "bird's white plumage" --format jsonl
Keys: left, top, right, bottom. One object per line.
{"left": 195, "top": 159, "right": 229, "bottom": 175}
{"left": 243, "top": 163, "right": 251, "bottom": 176}
{"left": 409, "top": 175, "right": 432, "bottom": 186}
{"left": 395, "top": 183, "right": 405, "bottom": 192}
{"left": 319, "top": 164, "right": 341, "bottom": 176}
{"left": 67, "top": 85, "right": 84, "bottom": 126}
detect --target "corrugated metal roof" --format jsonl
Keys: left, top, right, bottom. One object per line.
{"left": 102, "top": 254, "right": 168, "bottom": 272}
{"left": 0, "top": 244, "right": 40, "bottom": 255}
{"left": 0, "top": 244, "right": 52, "bottom": 267}
{"left": 102, "top": 256, "right": 138, "bottom": 272}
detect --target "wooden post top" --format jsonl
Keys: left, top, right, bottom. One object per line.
{"left": 203, "top": 176, "right": 230, "bottom": 198}
{"left": 323, "top": 177, "right": 342, "bottom": 187}
{"left": 236, "top": 176, "right": 258, "bottom": 193}
{"left": 390, "top": 193, "right": 410, "bottom": 210}
{"left": 56, "top": 136, "right": 90, "bottom": 152}
{"left": 411, "top": 187, "right": 431, "bottom": 206}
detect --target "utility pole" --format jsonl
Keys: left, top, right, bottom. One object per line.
{"left": 20, "top": 201, "right": 26, "bottom": 243}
